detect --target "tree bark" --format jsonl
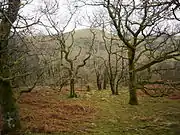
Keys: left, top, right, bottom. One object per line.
{"left": 103, "top": 68, "right": 108, "bottom": 89}
{"left": 115, "top": 81, "right": 119, "bottom": 95}
{"left": 0, "top": 1, "right": 21, "bottom": 133}
{"left": 110, "top": 80, "right": 115, "bottom": 95}
{"left": 128, "top": 49, "right": 138, "bottom": 105}
{"left": 96, "top": 73, "right": 102, "bottom": 90}
{"left": 0, "top": 80, "right": 21, "bottom": 135}
{"left": 69, "top": 78, "right": 76, "bottom": 98}
{"left": 0, "top": 38, "right": 21, "bottom": 135}
{"left": 0, "top": 39, "right": 21, "bottom": 134}
{"left": 128, "top": 70, "right": 138, "bottom": 105}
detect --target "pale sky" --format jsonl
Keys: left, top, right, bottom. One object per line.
{"left": 9, "top": 0, "right": 180, "bottom": 36}
{"left": 19, "top": 0, "right": 97, "bottom": 34}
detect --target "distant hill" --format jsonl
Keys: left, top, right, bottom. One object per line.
{"left": 17, "top": 28, "right": 117, "bottom": 59}
{"left": 9, "top": 28, "right": 180, "bottom": 85}
{"left": 71, "top": 28, "right": 111, "bottom": 41}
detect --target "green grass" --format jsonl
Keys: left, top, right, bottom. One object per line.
{"left": 26, "top": 89, "right": 180, "bottom": 135}
{"left": 89, "top": 90, "right": 180, "bottom": 135}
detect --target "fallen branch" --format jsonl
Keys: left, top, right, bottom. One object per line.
{"left": 19, "top": 71, "right": 44, "bottom": 95}
{"left": 0, "top": 72, "right": 31, "bottom": 82}
{"left": 137, "top": 80, "right": 179, "bottom": 97}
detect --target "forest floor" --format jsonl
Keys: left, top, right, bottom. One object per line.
{"left": 17, "top": 86, "right": 180, "bottom": 135}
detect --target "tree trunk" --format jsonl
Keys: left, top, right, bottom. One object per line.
{"left": 0, "top": 40, "right": 21, "bottom": 135}
{"left": 128, "top": 70, "right": 138, "bottom": 105}
{"left": 96, "top": 73, "right": 102, "bottom": 90}
{"left": 115, "top": 81, "right": 119, "bottom": 95}
{"left": 103, "top": 68, "right": 108, "bottom": 89}
{"left": 69, "top": 78, "right": 76, "bottom": 98}
{"left": 128, "top": 49, "right": 138, "bottom": 105}
{"left": 0, "top": 1, "right": 21, "bottom": 134}
{"left": 103, "top": 79, "right": 107, "bottom": 90}
{"left": 110, "top": 80, "right": 115, "bottom": 95}
{"left": 86, "top": 85, "right": 91, "bottom": 92}
{"left": 0, "top": 80, "right": 21, "bottom": 135}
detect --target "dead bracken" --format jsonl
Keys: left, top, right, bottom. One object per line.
{"left": 17, "top": 87, "right": 97, "bottom": 133}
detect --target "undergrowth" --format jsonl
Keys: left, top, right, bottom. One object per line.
{"left": 16, "top": 87, "right": 180, "bottom": 135}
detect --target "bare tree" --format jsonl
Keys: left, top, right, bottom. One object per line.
{"left": 102, "top": 27, "right": 126, "bottom": 95}
{"left": 93, "top": 58, "right": 104, "bottom": 90}
{"left": 39, "top": 0, "right": 95, "bottom": 97}
{"left": 60, "top": 29, "right": 94, "bottom": 97}
{"left": 79, "top": 0, "right": 180, "bottom": 104}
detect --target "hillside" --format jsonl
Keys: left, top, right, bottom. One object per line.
{"left": 10, "top": 28, "right": 180, "bottom": 86}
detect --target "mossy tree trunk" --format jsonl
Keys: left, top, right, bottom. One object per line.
{"left": 0, "top": 37, "right": 21, "bottom": 135}
{"left": 0, "top": 80, "right": 21, "bottom": 135}
{"left": 128, "top": 49, "right": 138, "bottom": 105}
{"left": 0, "top": 0, "right": 21, "bottom": 134}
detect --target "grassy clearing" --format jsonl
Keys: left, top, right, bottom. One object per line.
{"left": 19, "top": 87, "right": 180, "bottom": 135}
{"left": 87, "top": 90, "right": 180, "bottom": 135}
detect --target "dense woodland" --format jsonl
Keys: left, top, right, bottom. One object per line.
{"left": 0, "top": 0, "right": 180, "bottom": 135}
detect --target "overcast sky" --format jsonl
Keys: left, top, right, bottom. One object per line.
{"left": 15, "top": 0, "right": 180, "bottom": 36}
{"left": 18, "top": 0, "right": 97, "bottom": 34}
